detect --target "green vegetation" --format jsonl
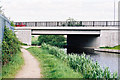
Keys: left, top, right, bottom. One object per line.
{"left": 100, "top": 45, "right": 120, "bottom": 50}
{"left": 31, "top": 35, "right": 67, "bottom": 47}
{"left": 2, "top": 26, "right": 21, "bottom": 65}
{"left": 32, "top": 36, "right": 39, "bottom": 45}
{"left": 21, "top": 43, "right": 28, "bottom": 46}
{"left": 11, "top": 21, "right": 15, "bottom": 27}
{"left": 2, "top": 26, "right": 24, "bottom": 78}
{"left": 38, "top": 35, "right": 67, "bottom": 48}
{"left": 2, "top": 52, "right": 24, "bottom": 78}
{"left": 41, "top": 43, "right": 118, "bottom": 79}
{"left": 27, "top": 47, "right": 83, "bottom": 78}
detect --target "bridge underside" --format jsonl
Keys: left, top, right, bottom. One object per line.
{"left": 67, "top": 34, "right": 100, "bottom": 53}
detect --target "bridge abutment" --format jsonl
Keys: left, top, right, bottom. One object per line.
{"left": 15, "top": 28, "right": 31, "bottom": 45}
{"left": 100, "top": 29, "right": 119, "bottom": 47}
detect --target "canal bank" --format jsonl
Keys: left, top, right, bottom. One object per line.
{"left": 94, "top": 48, "right": 120, "bottom": 54}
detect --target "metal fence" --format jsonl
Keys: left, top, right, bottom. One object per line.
{"left": 0, "top": 14, "right": 14, "bottom": 46}
{"left": 15, "top": 21, "right": 120, "bottom": 27}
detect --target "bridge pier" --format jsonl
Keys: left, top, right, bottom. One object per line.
{"left": 100, "top": 29, "right": 119, "bottom": 47}
{"left": 15, "top": 28, "right": 31, "bottom": 45}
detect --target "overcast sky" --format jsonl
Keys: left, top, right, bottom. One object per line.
{"left": 0, "top": 0, "right": 119, "bottom": 21}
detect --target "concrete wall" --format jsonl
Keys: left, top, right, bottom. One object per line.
{"left": 100, "top": 29, "right": 119, "bottom": 47}
{"left": 118, "top": 1, "right": 120, "bottom": 21}
{"left": 15, "top": 29, "right": 31, "bottom": 45}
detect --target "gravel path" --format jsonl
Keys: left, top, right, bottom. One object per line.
{"left": 15, "top": 48, "right": 42, "bottom": 78}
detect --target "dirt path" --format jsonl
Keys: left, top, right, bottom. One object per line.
{"left": 15, "top": 48, "right": 42, "bottom": 78}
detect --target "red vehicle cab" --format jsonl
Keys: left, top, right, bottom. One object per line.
{"left": 15, "top": 22, "right": 26, "bottom": 27}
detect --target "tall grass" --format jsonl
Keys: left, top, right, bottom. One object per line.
{"left": 27, "top": 47, "right": 83, "bottom": 78}
{"left": 41, "top": 43, "right": 118, "bottom": 79}
{"left": 2, "top": 52, "right": 24, "bottom": 78}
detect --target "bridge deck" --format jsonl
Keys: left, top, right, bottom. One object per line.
{"left": 15, "top": 27, "right": 118, "bottom": 35}
{"left": 15, "top": 27, "right": 119, "bottom": 30}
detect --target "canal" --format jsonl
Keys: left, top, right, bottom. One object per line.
{"left": 88, "top": 51, "right": 120, "bottom": 74}
{"left": 66, "top": 48, "right": 120, "bottom": 75}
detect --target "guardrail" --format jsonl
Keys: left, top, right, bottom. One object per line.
{"left": 14, "top": 21, "right": 120, "bottom": 27}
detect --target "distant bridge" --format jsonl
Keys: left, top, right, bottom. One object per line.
{"left": 14, "top": 21, "right": 119, "bottom": 52}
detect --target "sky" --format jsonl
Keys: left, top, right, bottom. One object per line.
{"left": 0, "top": 0, "right": 119, "bottom": 22}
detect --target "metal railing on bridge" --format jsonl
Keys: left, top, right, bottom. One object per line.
{"left": 14, "top": 21, "right": 120, "bottom": 27}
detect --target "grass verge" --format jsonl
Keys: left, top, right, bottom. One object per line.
{"left": 2, "top": 51, "right": 24, "bottom": 78}
{"left": 100, "top": 45, "right": 120, "bottom": 50}
{"left": 27, "top": 47, "right": 83, "bottom": 78}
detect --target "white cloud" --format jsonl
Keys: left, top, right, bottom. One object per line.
{"left": 0, "top": 0, "right": 119, "bottom": 21}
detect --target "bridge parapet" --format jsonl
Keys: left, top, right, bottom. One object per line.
{"left": 15, "top": 21, "right": 120, "bottom": 27}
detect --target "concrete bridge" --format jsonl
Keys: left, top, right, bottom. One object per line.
{"left": 14, "top": 21, "right": 119, "bottom": 50}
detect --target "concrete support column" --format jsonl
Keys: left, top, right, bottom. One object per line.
{"left": 15, "top": 28, "right": 31, "bottom": 45}
{"left": 100, "top": 29, "right": 118, "bottom": 47}
{"left": 118, "top": 1, "right": 120, "bottom": 21}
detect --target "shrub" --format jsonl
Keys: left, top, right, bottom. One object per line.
{"left": 11, "top": 21, "right": 15, "bottom": 27}
{"left": 38, "top": 35, "right": 67, "bottom": 48}
{"left": 31, "top": 36, "right": 39, "bottom": 46}
{"left": 32, "top": 41, "right": 39, "bottom": 46}
{"left": 2, "top": 26, "right": 21, "bottom": 65}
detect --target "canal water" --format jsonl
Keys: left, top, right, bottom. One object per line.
{"left": 66, "top": 48, "right": 120, "bottom": 75}
{"left": 88, "top": 51, "right": 120, "bottom": 74}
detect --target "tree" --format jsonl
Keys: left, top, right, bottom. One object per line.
{"left": 0, "top": 6, "right": 4, "bottom": 15}
{"left": 11, "top": 21, "right": 15, "bottom": 27}
{"left": 38, "top": 35, "right": 67, "bottom": 48}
